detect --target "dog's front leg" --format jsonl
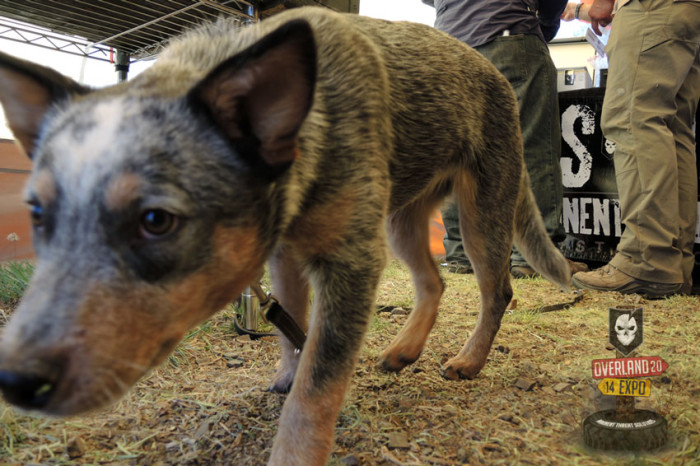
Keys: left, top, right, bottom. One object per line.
{"left": 268, "top": 248, "right": 310, "bottom": 393}
{"left": 268, "top": 257, "right": 383, "bottom": 465}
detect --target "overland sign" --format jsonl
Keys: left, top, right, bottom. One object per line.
{"left": 592, "top": 356, "right": 669, "bottom": 379}
{"left": 597, "top": 378, "right": 652, "bottom": 397}
{"left": 584, "top": 305, "right": 668, "bottom": 451}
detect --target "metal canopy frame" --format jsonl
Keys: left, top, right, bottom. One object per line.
{"left": 0, "top": 1, "right": 258, "bottom": 62}
{"left": 0, "top": 0, "right": 358, "bottom": 81}
{"left": 0, "top": 1, "right": 358, "bottom": 62}
{"left": 0, "top": 18, "right": 114, "bottom": 63}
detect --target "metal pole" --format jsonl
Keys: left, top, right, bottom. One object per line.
{"left": 115, "top": 50, "right": 130, "bottom": 82}
{"left": 615, "top": 350, "right": 636, "bottom": 422}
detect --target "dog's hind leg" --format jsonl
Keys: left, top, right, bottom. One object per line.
{"left": 268, "top": 247, "right": 310, "bottom": 393}
{"left": 441, "top": 168, "right": 515, "bottom": 380}
{"left": 379, "top": 193, "right": 446, "bottom": 372}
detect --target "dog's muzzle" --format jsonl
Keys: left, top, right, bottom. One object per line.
{"left": 0, "top": 353, "right": 64, "bottom": 411}
{"left": 0, "top": 368, "right": 58, "bottom": 410}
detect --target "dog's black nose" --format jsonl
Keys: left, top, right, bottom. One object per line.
{"left": 0, "top": 369, "right": 56, "bottom": 409}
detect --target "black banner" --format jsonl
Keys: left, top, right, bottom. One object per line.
{"left": 557, "top": 88, "right": 700, "bottom": 283}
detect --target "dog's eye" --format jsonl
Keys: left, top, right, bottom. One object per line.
{"left": 140, "top": 209, "right": 179, "bottom": 238}
{"left": 29, "top": 204, "right": 44, "bottom": 227}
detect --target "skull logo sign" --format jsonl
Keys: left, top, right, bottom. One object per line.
{"left": 604, "top": 139, "right": 616, "bottom": 156}
{"left": 609, "top": 306, "right": 643, "bottom": 356}
{"left": 615, "top": 314, "right": 637, "bottom": 346}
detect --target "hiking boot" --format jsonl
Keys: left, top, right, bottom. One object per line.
{"left": 572, "top": 264, "right": 682, "bottom": 299}
{"left": 567, "top": 259, "right": 589, "bottom": 275}
{"left": 680, "top": 280, "right": 693, "bottom": 295}
{"left": 440, "top": 261, "right": 473, "bottom": 274}
{"left": 510, "top": 259, "right": 588, "bottom": 279}
{"left": 510, "top": 264, "right": 538, "bottom": 279}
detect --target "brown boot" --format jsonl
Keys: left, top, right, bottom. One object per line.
{"left": 567, "top": 259, "right": 589, "bottom": 275}
{"left": 440, "top": 261, "right": 473, "bottom": 274}
{"left": 572, "top": 264, "right": 681, "bottom": 299}
{"left": 511, "top": 259, "right": 588, "bottom": 279}
{"left": 510, "top": 264, "right": 538, "bottom": 279}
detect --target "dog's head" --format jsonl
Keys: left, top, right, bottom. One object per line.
{"left": 0, "top": 20, "right": 315, "bottom": 415}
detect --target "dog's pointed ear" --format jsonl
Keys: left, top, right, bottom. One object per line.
{"left": 0, "top": 52, "right": 89, "bottom": 158}
{"left": 189, "top": 19, "right": 316, "bottom": 177}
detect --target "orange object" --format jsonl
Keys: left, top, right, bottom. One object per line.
{"left": 429, "top": 211, "right": 446, "bottom": 258}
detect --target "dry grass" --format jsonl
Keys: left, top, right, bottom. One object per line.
{"left": 0, "top": 259, "right": 698, "bottom": 465}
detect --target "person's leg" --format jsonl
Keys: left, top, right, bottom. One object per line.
{"left": 440, "top": 202, "right": 472, "bottom": 272}
{"left": 573, "top": 0, "right": 700, "bottom": 296}
{"left": 607, "top": 0, "right": 699, "bottom": 284}
{"left": 671, "top": 51, "right": 700, "bottom": 287}
{"left": 476, "top": 35, "right": 565, "bottom": 271}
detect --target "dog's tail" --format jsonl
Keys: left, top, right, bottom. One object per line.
{"left": 512, "top": 169, "right": 571, "bottom": 291}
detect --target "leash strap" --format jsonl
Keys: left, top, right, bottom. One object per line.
{"left": 265, "top": 299, "right": 306, "bottom": 351}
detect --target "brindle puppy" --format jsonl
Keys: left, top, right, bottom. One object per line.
{"left": 0, "top": 7, "right": 569, "bottom": 465}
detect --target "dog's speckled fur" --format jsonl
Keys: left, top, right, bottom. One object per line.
{"left": 0, "top": 7, "right": 570, "bottom": 465}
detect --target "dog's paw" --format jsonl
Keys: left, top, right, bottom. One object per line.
{"left": 378, "top": 324, "right": 431, "bottom": 373}
{"left": 378, "top": 351, "right": 420, "bottom": 373}
{"left": 268, "top": 379, "right": 292, "bottom": 394}
{"left": 268, "top": 365, "right": 297, "bottom": 393}
{"left": 441, "top": 356, "right": 483, "bottom": 380}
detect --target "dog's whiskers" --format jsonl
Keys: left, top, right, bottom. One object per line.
{"left": 92, "top": 366, "right": 133, "bottom": 403}
{"left": 99, "top": 355, "right": 150, "bottom": 373}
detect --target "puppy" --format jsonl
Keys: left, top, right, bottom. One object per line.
{"left": 0, "top": 7, "right": 570, "bottom": 465}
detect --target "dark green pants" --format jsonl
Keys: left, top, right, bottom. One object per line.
{"left": 442, "top": 33, "right": 565, "bottom": 266}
